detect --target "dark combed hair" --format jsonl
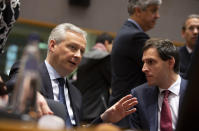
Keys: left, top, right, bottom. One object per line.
{"left": 96, "top": 32, "right": 113, "bottom": 44}
{"left": 143, "top": 38, "right": 180, "bottom": 73}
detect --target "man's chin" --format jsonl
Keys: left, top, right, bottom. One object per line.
{"left": 147, "top": 81, "right": 154, "bottom": 86}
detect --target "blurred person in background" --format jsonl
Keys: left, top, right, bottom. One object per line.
{"left": 74, "top": 32, "right": 113, "bottom": 123}
{"left": 179, "top": 14, "right": 199, "bottom": 79}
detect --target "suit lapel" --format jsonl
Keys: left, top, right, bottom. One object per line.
{"left": 39, "top": 62, "right": 54, "bottom": 99}
{"left": 65, "top": 79, "right": 79, "bottom": 125}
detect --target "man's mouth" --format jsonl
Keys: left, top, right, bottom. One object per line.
{"left": 69, "top": 61, "right": 77, "bottom": 66}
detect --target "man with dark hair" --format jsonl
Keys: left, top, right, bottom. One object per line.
{"left": 179, "top": 14, "right": 199, "bottom": 78}
{"left": 129, "top": 38, "right": 187, "bottom": 131}
{"left": 74, "top": 32, "right": 113, "bottom": 123}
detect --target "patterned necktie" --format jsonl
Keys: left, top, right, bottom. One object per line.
{"left": 160, "top": 90, "right": 172, "bottom": 131}
{"left": 57, "top": 78, "right": 72, "bottom": 128}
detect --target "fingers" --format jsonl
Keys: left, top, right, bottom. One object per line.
{"left": 118, "top": 94, "right": 133, "bottom": 104}
{"left": 37, "top": 100, "right": 54, "bottom": 118}
{"left": 125, "top": 108, "right": 137, "bottom": 115}
{"left": 122, "top": 96, "right": 138, "bottom": 109}
{"left": 125, "top": 97, "right": 138, "bottom": 108}
{"left": 121, "top": 95, "right": 138, "bottom": 116}
{"left": 41, "top": 102, "right": 54, "bottom": 115}
{"left": 36, "top": 92, "right": 54, "bottom": 118}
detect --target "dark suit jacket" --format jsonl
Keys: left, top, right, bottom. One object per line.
{"left": 176, "top": 35, "right": 199, "bottom": 131}
{"left": 129, "top": 78, "right": 187, "bottom": 131}
{"left": 46, "top": 99, "right": 67, "bottom": 122}
{"left": 74, "top": 49, "right": 111, "bottom": 122}
{"left": 110, "top": 20, "right": 149, "bottom": 106}
{"left": 178, "top": 46, "right": 192, "bottom": 79}
{"left": 6, "top": 61, "right": 82, "bottom": 126}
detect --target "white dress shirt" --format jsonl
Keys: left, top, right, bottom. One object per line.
{"left": 158, "top": 75, "right": 181, "bottom": 131}
{"left": 45, "top": 60, "right": 76, "bottom": 125}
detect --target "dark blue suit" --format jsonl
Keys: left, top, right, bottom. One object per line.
{"left": 178, "top": 46, "right": 192, "bottom": 79}
{"left": 109, "top": 20, "right": 149, "bottom": 128}
{"left": 6, "top": 61, "right": 82, "bottom": 126}
{"left": 39, "top": 62, "right": 82, "bottom": 126}
{"left": 110, "top": 20, "right": 149, "bottom": 106}
{"left": 129, "top": 78, "right": 187, "bottom": 131}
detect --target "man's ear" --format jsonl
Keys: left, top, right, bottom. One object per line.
{"left": 181, "top": 29, "right": 186, "bottom": 39}
{"left": 48, "top": 40, "right": 56, "bottom": 52}
{"left": 168, "top": 57, "right": 175, "bottom": 70}
{"left": 134, "top": 7, "right": 142, "bottom": 16}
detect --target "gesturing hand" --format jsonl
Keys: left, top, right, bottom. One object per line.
{"left": 101, "top": 94, "right": 138, "bottom": 123}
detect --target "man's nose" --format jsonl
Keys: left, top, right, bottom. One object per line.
{"left": 74, "top": 49, "right": 81, "bottom": 58}
{"left": 156, "top": 12, "right": 160, "bottom": 19}
{"left": 193, "top": 27, "right": 199, "bottom": 34}
{"left": 142, "top": 63, "right": 148, "bottom": 73}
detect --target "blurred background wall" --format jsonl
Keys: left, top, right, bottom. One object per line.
{"left": 19, "top": 0, "right": 199, "bottom": 42}
{"left": 1, "top": 0, "right": 199, "bottom": 76}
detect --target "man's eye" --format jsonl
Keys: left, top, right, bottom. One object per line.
{"left": 189, "top": 26, "right": 194, "bottom": 31}
{"left": 147, "top": 60, "right": 154, "bottom": 65}
{"left": 68, "top": 45, "right": 77, "bottom": 51}
{"left": 80, "top": 49, "right": 85, "bottom": 55}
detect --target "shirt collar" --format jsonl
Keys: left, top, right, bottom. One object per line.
{"left": 159, "top": 75, "right": 181, "bottom": 96}
{"left": 128, "top": 18, "right": 143, "bottom": 32}
{"left": 45, "top": 60, "right": 66, "bottom": 80}
{"left": 186, "top": 45, "right": 193, "bottom": 54}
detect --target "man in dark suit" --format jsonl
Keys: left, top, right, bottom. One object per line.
{"left": 129, "top": 38, "right": 187, "bottom": 131}
{"left": 7, "top": 23, "right": 86, "bottom": 126}
{"left": 179, "top": 14, "right": 199, "bottom": 79}
{"left": 110, "top": 0, "right": 162, "bottom": 105}
{"left": 109, "top": 0, "right": 162, "bottom": 128}
{"left": 74, "top": 33, "right": 113, "bottom": 123}
{"left": 6, "top": 23, "right": 138, "bottom": 127}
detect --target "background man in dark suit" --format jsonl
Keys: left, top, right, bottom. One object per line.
{"left": 179, "top": 14, "right": 199, "bottom": 78}
{"left": 74, "top": 33, "right": 113, "bottom": 123}
{"left": 7, "top": 23, "right": 138, "bottom": 127}
{"left": 130, "top": 38, "right": 187, "bottom": 131}
{"left": 109, "top": 0, "right": 162, "bottom": 127}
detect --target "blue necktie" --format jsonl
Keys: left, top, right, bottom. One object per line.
{"left": 57, "top": 78, "right": 72, "bottom": 128}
